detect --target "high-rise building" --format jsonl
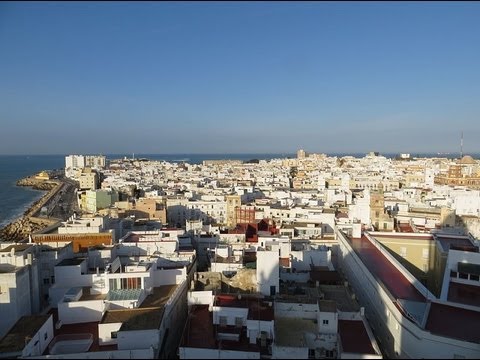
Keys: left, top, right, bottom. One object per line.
{"left": 297, "top": 149, "right": 306, "bottom": 159}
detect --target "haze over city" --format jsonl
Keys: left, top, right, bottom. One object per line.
{"left": 0, "top": 1, "right": 479, "bottom": 155}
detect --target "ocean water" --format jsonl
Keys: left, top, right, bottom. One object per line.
{"left": 0, "top": 152, "right": 474, "bottom": 228}
{"left": 0, "top": 155, "right": 65, "bottom": 228}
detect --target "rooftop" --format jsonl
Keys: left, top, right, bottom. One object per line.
{"left": 338, "top": 319, "right": 376, "bottom": 355}
{"left": 0, "top": 263, "right": 18, "bottom": 274}
{"left": 436, "top": 235, "right": 477, "bottom": 253}
{"left": 101, "top": 308, "right": 163, "bottom": 331}
{"left": 180, "top": 305, "right": 264, "bottom": 353}
{"left": 49, "top": 315, "right": 116, "bottom": 354}
{"left": 139, "top": 285, "right": 177, "bottom": 308}
{"left": 346, "top": 234, "right": 426, "bottom": 302}
{"left": 0, "top": 315, "right": 51, "bottom": 354}
{"left": 318, "top": 299, "right": 337, "bottom": 313}
{"left": 56, "top": 258, "right": 86, "bottom": 267}
{"left": 214, "top": 294, "right": 275, "bottom": 321}
{"left": 0, "top": 244, "right": 33, "bottom": 253}
{"left": 274, "top": 317, "right": 316, "bottom": 347}
{"left": 319, "top": 285, "right": 360, "bottom": 312}
{"left": 425, "top": 302, "right": 480, "bottom": 344}
{"left": 447, "top": 282, "right": 480, "bottom": 308}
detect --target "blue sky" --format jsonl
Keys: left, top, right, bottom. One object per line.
{"left": 0, "top": 1, "right": 479, "bottom": 155}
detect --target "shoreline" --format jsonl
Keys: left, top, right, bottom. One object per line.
{"left": 0, "top": 176, "right": 65, "bottom": 242}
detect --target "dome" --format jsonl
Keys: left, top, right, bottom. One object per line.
{"left": 458, "top": 155, "right": 476, "bottom": 165}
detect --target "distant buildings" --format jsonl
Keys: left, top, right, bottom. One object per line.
{"left": 2, "top": 151, "right": 480, "bottom": 358}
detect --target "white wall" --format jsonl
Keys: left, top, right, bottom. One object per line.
{"left": 317, "top": 311, "right": 338, "bottom": 335}
{"left": 22, "top": 315, "right": 54, "bottom": 358}
{"left": 290, "top": 249, "right": 332, "bottom": 271}
{"left": 246, "top": 319, "right": 274, "bottom": 344}
{"left": 152, "top": 268, "right": 186, "bottom": 286}
{"left": 275, "top": 302, "right": 318, "bottom": 320}
{"left": 98, "top": 322, "right": 122, "bottom": 345}
{"left": 336, "top": 228, "right": 480, "bottom": 359}
{"left": 213, "top": 306, "right": 249, "bottom": 326}
{"left": 210, "top": 262, "right": 243, "bottom": 273}
{"left": 0, "top": 268, "right": 32, "bottom": 339}
{"left": 179, "top": 347, "right": 260, "bottom": 359}
{"left": 58, "top": 299, "right": 104, "bottom": 324}
{"left": 256, "top": 250, "right": 279, "bottom": 296}
{"left": 187, "top": 291, "right": 213, "bottom": 306}
{"left": 26, "top": 348, "right": 155, "bottom": 359}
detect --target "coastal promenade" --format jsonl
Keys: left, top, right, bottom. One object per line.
{"left": 0, "top": 174, "right": 79, "bottom": 242}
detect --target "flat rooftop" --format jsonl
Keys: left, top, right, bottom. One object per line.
{"left": 319, "top": 285, "right": 360, "bottom": 312}
{"left": 180, "top": 305, "right": 264, "bottom": 353}
{"left": 425, "top": 302, "right": 480, "bottom": 344}
{"left": 139, "top": 285, "right": 177, "bottom": 308}
{"left": 49, "top": 317, "right": 116, "bottom": 354}
{"left": 338, "top": 319, "right": 376, "bottom": 355}
{"left": 347, "top": 234, "right": 426, "bottom": 302}
{"left": 0, "top": 244, "right": 33, "bottom": 253}
{"left": 0, "top": 315, "right": 50, "bottom": 354}
{"left": 180, "top": 305, "right": 216, "bottom": 349}
{"left": 447, "top": 282, "right": 480, "bottom": 308}
{"left": 275, "top": 317, "right": 316, "bottom": 347}
{"left": 214, "top": 294, "right": 275, "bottom": 321}
{"left": 56, "top": 258, "right": 85, "bottom": 266}
{"left": 436, "top": 236, "right": 477, "bottom": 253}
{"left": 80, "top": 287, "right": 107, "bottom": 301}
{"left": 101, "top": 308, "right": 163, "bottom": 331}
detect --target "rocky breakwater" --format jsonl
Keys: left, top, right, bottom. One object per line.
{"left": 0, "top": 176, "right": 62, "bottom": 242}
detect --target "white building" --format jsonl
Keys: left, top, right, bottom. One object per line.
{"left": 336, "top": 228, "right": 480, "bottom": 358}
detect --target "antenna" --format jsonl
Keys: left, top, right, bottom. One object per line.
{"left": 460, "top": 131, "right": 464, "bottom": 158}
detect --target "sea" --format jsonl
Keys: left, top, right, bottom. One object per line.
{"left": 0, "top": 152, "right": 473, "bottom": 228}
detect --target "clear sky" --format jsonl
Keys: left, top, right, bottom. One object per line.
{"left": 1, "top": 1, "right": 479, "bottom": 155}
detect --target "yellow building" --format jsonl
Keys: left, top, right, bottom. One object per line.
{"left": 34, "top": 171, "right": 50, "bottom": 181}
{"left": 226, "top": 194, "right": 241, "bottom": 228}
{"left": 370, "top": 184, "right": 394, "bottom": 231}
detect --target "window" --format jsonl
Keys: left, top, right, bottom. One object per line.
{"left": 326, "top": 350, "right": 334, "bottom": 358}
{"left": 44, "top": 333, "right": 48, "bottom": 340}
{"left": 322, "top": 319, "right": 329, "bottom": 325}
{"left": 422, "top": 248, "right": 429, "bottom": 260}
{"left": 111, "top": 331, "right": 118, "bottom": 339}
{"left": 219, "top": 316, "right": 227, "bottom": 326}
{"left": 109, "top": 277, "right": 141, "bottom": 290}
{"left": 43, "top": 278, "right": 50, "bottom": 285}
{"left": 459, "top": 272, "right": 468, "bottom": 280}
{"left": 470, "top": 274, "right": 479, "bottom": 281}
{"left": 235, "top": 316, "right": 243, "bottom": 327}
